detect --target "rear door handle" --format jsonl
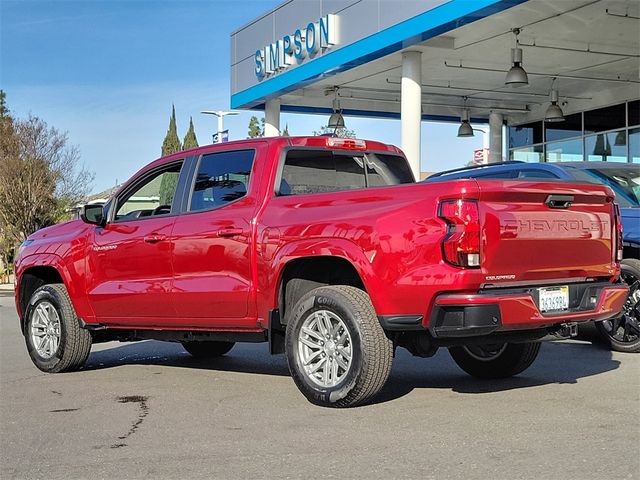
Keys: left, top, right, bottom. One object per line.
{"left": 217, "top": 228, "right": 244, "bottom": 238}
{"left": 144, "top": 234, "right": 167, "bottom": 244}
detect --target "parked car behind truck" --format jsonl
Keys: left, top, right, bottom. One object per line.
{"left": 15, "top": 137, "right": 628, "bottom": 407}
{"left": 427, "top": 161, "right": 640, "bottom": 352}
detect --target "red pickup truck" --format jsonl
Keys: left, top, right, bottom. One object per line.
{"left": 15, "top": 136, "right": 628, "bottom": 407}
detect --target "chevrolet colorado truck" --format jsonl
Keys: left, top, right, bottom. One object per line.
{"left": 15, "top": 136, "right": 629, "bottom": 407}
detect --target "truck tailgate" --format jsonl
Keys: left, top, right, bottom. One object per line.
{"left": 477, "top": 180, "right": 616, "bottom": 284}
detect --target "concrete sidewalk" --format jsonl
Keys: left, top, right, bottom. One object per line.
{"left": 0, "top": 283, "right": 14, "bottom": 292}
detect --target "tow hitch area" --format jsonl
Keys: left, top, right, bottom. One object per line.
{"left": 544, "top": 322, "right": 579, "bottom": 341}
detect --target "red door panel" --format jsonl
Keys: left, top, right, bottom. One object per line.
{"left": 171, "top": 198, "right": 254, "bottom": 322}
{"left": 86, "top": 217, "right": 177, "bottom": 321}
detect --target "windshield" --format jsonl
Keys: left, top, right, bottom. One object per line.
{"left": 577, "top": 167, "right": 640, "bottom": 208}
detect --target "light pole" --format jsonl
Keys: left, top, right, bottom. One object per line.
{"left": 201, "top": 110, "right": 239, "bottom": 143}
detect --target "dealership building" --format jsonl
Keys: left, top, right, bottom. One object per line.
{"left": 230, "top": 0, "right": 639, "bottom": 178}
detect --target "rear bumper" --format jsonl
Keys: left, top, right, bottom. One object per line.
{"left": 428, "top": 282, "right": 629, "bottom": 338}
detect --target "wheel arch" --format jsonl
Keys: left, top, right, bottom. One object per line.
{"left": 277, "top": 255, "right": 369, "bottom": 325}
{"left": 18, "top": 264, "right": 65, "bottom": 333}
{"left": 269, "top": 238, "right": 376, "bottom": 322}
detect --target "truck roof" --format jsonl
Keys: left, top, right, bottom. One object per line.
{"left": 159, "top": 136, "right": 403, "bottom": 164}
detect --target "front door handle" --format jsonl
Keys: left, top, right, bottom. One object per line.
{"left": 144, "top": 234, "right": 167, "bottom": 244}
{"left": 217, "top": 228, "right": 244, "bottom": 238}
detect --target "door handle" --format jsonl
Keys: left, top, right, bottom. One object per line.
{"left": 217, "top": 228, "right": 244, "bottom": 238}
{"left": 144, "top": 234, "right": 167, "bottom": 244}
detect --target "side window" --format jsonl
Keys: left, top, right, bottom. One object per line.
{"left": 365, "top": 153, "right": 415, "bottom": 186}
{"left": 517, "top": 169, "right": 559, "bottom": 179}
{"left": 115, "top": 162, "right": 183, "bottom": 221}
{"left": 476, "top": 170, "right": 516, "bottom": 180}
{"left": 190, "top": 150, "right": 254, "bottom": 212}
{"left": 280, "top": 151, "right": 365, "bottom": 195}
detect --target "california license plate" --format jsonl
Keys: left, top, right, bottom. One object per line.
{"left": 539, "top": 286, "right": 569, "bottom": 312}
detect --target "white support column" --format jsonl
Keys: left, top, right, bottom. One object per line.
{"left": 401, "top": 51, "right": 422, "bottom": 180}
{"left": 264, "top": 99, "right": 280, "bottom": 137}
{"left": 489, "top": 112, "right": 504, "bottom": 162}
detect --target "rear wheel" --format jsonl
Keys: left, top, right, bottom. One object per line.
{"left": 182, "top": 341, "right": 235, "bottom": 358}
{"left": 448, "top": 342, "right": 541, "bottom": 379}
{"left": 24, "top": 284, "right": 92, "bottom": 373}
{"left": 285, "top": 285, "right": 393, "bottom": 408}
{"left": 595, "top": 258, "right": 640, "bottom": 353}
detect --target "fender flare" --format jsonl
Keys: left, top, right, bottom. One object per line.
{"left": 16, "top": 252, "right": 93, "bottom": 326}
{"left": 268, "top": 237, "right": 378, "bottom": 311}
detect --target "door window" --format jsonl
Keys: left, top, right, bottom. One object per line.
{"left": 189, "top": 150, "right": 255, "bottom": 212}
{"left": 115, "top": 162, "right": 183, "bottom": 221}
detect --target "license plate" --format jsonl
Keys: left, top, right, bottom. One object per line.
{"left": 539, "top": 286, "right": 569, "bottom": 312}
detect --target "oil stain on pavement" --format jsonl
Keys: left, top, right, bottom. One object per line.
{"left": 111, "top": 395, "right": 149, "bottom": 449}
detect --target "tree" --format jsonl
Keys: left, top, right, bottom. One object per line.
{"left": 313, "top": 125, "right": 357, "bottom": 138}
{"left": 183, "top": 116, "right": 199, "bottom": 150}
{"left": 0, "top": 114, "right": 94, "bottom": 245}
{"left": 247, "top": 115, "right": 262, "bottom": 138}
{"left": 161, "top": 104, "right": 181, "bottom": 156}
{"left": 282, "top": 124, "right": 290, "bottom": 137}
{"left": 0, "top": 90, "right": 8, "bottom": 118}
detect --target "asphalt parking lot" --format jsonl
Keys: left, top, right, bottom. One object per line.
{"left": 1, "top": 291, "right": 638, "bottom": 480}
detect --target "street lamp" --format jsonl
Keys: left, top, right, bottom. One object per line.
{"left": 201, "top": 110, "right": 239, "bottom": 143}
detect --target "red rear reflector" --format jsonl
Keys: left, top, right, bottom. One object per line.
{"left": 326, "top": 138, "right": 367, "bottom": 150}
{"left": 438, "top": 199, "right": 481, "bottom": 268}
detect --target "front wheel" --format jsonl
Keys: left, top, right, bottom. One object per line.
{"left": 24, "top": 284, "right": 92, "bottom": 373}
{"left": 448, "top": 342, "right": 541, "bottom": 379}
{"left": 285, "top": 285, "right": 393, "bottom": 408}
{"left": 595, "top": 258, "right": 640, "bottom": 353}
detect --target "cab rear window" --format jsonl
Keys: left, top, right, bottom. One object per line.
{"left": 279, "top": 150, "right": 413, "bottom": 196}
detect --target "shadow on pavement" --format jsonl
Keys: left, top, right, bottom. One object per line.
{"left": 83, "top": 337, "right": 620, "bottom": 405}
{"left": 376, "top": 341, "right": 618, "bottom": 404}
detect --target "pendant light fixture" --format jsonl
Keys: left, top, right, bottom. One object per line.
{"left": 327, "top": 88, "right": 345, "bottom": 132}
{"left": 457, "top": 98, "right": 474, "bottom": 137}
{"left": 545, "top": 79, "right": 565, "bottom": 122}
{"left": 505, "top": 28, "right": 529, "bottom": 87}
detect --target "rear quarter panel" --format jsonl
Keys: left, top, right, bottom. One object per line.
{"left": 257, "top": 180, "right": 482, "bottom": 320}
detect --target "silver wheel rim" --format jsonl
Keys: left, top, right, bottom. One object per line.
{"left": 297, "top": 309, "right": 353, "bottom": 388}
{"left": 463, "top": 343, "right": 507, "bottom": 362}
{"left": 30, "top": 301, "right": 61, "bottom": 359}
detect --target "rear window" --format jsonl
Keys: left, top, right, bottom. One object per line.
{"left": 279, "top": 150, "right": 413, "bottom": 196}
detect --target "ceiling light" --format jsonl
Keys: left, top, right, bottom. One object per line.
{"left": 505, "top": 29, "right": 528, "bottom": 87}
{"left": 457, "top": 108, "right": 474, "bottom": 137}
{"left": 545, "top": 89, "right": 565, "bottom": 122}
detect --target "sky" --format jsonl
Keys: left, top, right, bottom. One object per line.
{"left": 0, "top": 0, "right": 485, "bottom": 194}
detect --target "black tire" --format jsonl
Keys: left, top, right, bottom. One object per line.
{"left": 24, "top": 283, "right": 92, "bottom": 373}
{"left": 182, "top": 341, "right": 235, "bottom": 358}
{"left": 285, "top": 285, "right": 393, "bottom": 408}
{"left": 448, "top": 342, "right": 541, "bottom": 379}
{"left": 595, "top": 258, "right": 640, "bottom": 353}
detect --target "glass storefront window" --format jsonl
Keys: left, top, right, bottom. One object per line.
{"left": 629, "top": 101, "right": 639, "bottom": 128}
{"left": 584, "top": 103, "right": 626, "bottom": 134}
{"left": 509, "top": 145, "right": 544, "bottom": 162}
{"left": 585, "top": 131, "right": 628, "bottom": 162}
{"left": 630, "top": 128, "right": 640, "bottom": 164}
{"left": 546, "top": 138, "right": 583, "bottom": 162}
{"left": 509, "top": 121, "right": 543, "bottom": 148}
{"left": 545, "top": 112, "right": 582, "bottom": 142}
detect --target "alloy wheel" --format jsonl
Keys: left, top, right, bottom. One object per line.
{"left": 30, "top": 301, "right": 61, "bottom": 359}
{"left": 297, "top": 309, "right": 353, "bottom": 387}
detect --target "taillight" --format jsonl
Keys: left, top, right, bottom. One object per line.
{"left": 614, "top": 203, "right": 623, "bottom": 262}
{"left": 438, "top": 199, "right": 481, "bottom": 268}
{"left": 326, "top": 137, "right": 367, "bottom": 150}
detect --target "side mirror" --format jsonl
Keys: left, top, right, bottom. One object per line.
{"left": 80, "top": 204, "right": 105, "bottom": 226}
